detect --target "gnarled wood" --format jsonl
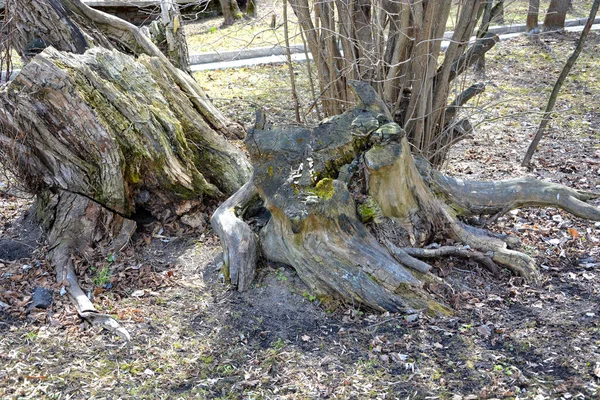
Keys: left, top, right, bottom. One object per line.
{"left": 212, "top": 80, "right": 600, "bottom": 313}
{"left": 2, "top": 47, "right": 251, "bottom": 212}
{"left": 419, "top": 161, "right": 600, "bottom": 222}
{"left": 210, "top": 181, "right": 259, "bottom": 291}
{"left": 1, "top": 0, "right": 251, "bottom": 337}
{"left": 14, "top": 0, "right": 245, "bottom": 140}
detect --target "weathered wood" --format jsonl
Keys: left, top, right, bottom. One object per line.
{"left": 1, "top": 47, "right": 251, "bottom": 215}
{"left": 419, "top": 161, "right": 600, "bottom": 222}
{"left": 245, "top": 98, "right": 440, "bottom": 312}
{"left": 13, "top": 0, "right": 246, "bottom": 140}
{"left": 1, "top": 0, "right": 252, "bottom": 336}
{"left": 210, "top": 181, "right": 259, "bottom": 291}
{"left": 215, "top": 80, "right": 600, "bottom": 312}
{"left": 158, "top": 0, "right": 190, "bottom": 72}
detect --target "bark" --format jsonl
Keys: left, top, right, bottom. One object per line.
{"left": 43, "top": 190, "right": 135, "bottom": 340}
{"left": 159, "top": 0, "right": 191, "bottom": 73}
{"left": 246, "top": 0, "right": 257, "bottom": 18}
{"left": 2, "top": 0, "right": 251, "bottom": 338}
{"left": 220, "top": 0, "right": 243, "bottom": 26}
{"left": 210, "top": 181, "right": 260, "bottom": 291}
{"left": 492, "top": 0, "right": 505, "bottom": 24}
{"left": 543, "top": 0, "right": 570, "bottom": 31}
{"left": 283, "top": 0, "right": 301, "bottom": 123}
{"left": 13, "top": 0, "right": 245, "bottom": 140}
{"left": 214, "top": 81, "right": 600, "bottom": 313}
{"left": 2, "top": 47, "right": 250, "bottom": 212}
{"left": 527, "top": 0, "right": 540, "bottom": 32}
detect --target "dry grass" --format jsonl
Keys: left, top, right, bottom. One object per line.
{"left": 1, "top": 16, "right": 600, "bottom": 400}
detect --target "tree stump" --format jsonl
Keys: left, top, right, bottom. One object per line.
{"left": 212, "top": 80, "right": 600, "bottom": 315}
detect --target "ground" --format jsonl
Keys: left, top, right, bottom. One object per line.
{"left": 2, "top": 16, "right": 600, "bottom": 400}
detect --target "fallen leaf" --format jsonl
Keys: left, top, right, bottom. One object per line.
{"left": 567, "top": 227, "right": 579, "bottom": 238}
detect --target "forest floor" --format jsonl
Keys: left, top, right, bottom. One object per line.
{"left": 2, "top": 19, "right": 600, "bottom": 400}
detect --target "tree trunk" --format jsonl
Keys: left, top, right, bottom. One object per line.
{"left": 212, "top": 81, "right": 600, "bottom": 314}
{"left": 492, "top": 0, "right": 505, "bottom": 24}
{"left": 246, "top": 0, "right": 257, "bottom": 18}
{"left": 543, "top": 0, "right": 570, "bottom": 31}
{"left": 220, "top": 0, "right": 243, "bottom": 26}
{"left": 527, "top": 0, "right": 540, "bottom": 32}
{"left": 159, "top": 0, "right": 191, "bottom": 73}
{"left": 288, "top": 0, "right": 496, "bottom": 166}
{"left": 1, "top": 0, "right": 251, "bottom": 338}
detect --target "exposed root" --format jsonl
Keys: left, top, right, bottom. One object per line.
{"left": 54, "top": 248, "right": 131, "bottom": 341}
{"left": 450, "top": 221, "right": 538, "bottom": 283}
{"left": 384, "top": 240, "right": 432, "bottom": 274}
{"left": 403, "top": 246, "right": 500, "bottom": 276}
{"left": 46, "top": 190, "right": 136, "bottom": 340}
{"left": 421, "top": 163, "right": 600, "bottom": 222}
{"left": 210, "top": 181, "right": 259, "bottom": 291}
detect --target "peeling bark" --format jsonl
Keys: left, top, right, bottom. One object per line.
{"left": 1, "top": 0, "right": 251, "bottom": 338}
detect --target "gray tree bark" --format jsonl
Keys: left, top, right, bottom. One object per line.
{"left": 212, "top": 81, "right": 600, "bottom": 314}
{"left": 1, "top": 0, "right": 251, "bottom": 338}
{"left": 527, "top": 0, "right": 541, "bottom": 31}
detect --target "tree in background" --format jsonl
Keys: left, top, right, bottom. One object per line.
{"left": 528, "top": 0, "right": 573, "bottom": 33}
{"left": 219, "top": 0, "right": 244, "bottom": 26}
{"left": 543, "top": 0, "right": 571, "bottom": 31}
{"left": 527, "top": 0, "right": 541, "bottom": 31}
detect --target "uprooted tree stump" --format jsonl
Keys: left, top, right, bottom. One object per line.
{"left": 0, "top": 0, "right": 251, "bottom": 339}
{"left": 212, "top": 80, "right": 600, "bottom": 314}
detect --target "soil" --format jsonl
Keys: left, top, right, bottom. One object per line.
{"left": 1, "top": 31, "right": 600, "bottom": 400}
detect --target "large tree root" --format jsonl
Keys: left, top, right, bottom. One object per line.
{"left": 402, "top": 246, "right": 500, "bottom": 276}
{"left": 210, "top": 181, "right": 260, "bottom": 291}
{"left": 257, "top": 181, "right": 437, "bottom": 313}
{"left": 363, "top": 138, "right": 540, "bottom": 283}
{"left": 418, "top": 160, "right": 600, "bottom": 223}
{"left": 212, "top": 81, "right": 600, "bottom": 313}
{"left": 45, "top": 191, "right": 136, "bottom": 340}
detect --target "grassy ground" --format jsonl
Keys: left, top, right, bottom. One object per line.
{"left": 185, "top": 0, "right": 595, "bottom": 53}
{"left": 1, "top": 16, "right": 600, "bottom": 400}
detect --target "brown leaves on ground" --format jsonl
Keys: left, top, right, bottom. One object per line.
{"left": 1, "top": 32, "right": 600, "bottom": 399}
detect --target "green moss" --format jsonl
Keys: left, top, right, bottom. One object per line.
{"left": 425, "top": 300, "right": 454, "bottom": 317}
{"left": 357, "top": 197, "right": 382, "bottom": 223}
{"left": 129, "top": 169, "right": 141, "bottom": 184}
{"left": 309, "top": 178, "right": 335, "bottom": 200}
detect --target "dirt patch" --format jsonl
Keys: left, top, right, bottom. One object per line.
{"left": 0, "top": 204, "right": 42, "bottom": 261}
{"left": 1, "top": 32, "right": 600, "bottom": 399}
